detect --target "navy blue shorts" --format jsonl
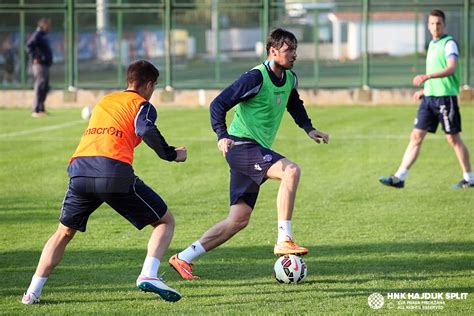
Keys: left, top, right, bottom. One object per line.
{"left": 60, "top": 176, "right": 167, "bottom": 232}
{"left": 415, "top": 96, "right": 462, "bottom": 134}
{"left": 225, "top": 142, "right": 285, "bottom": 209}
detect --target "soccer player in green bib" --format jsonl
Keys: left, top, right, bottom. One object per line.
{"left": 379, "top": 9, "right": 473, "bottom": 189}
{"left": 169, "top": 28, "right": 329, "bottom": 279}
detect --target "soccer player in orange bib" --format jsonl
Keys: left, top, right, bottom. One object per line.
{"left": 21, "top": 60, "right": 186, "bottom": 304}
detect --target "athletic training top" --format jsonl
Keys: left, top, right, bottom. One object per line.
{"left": 210, "top": 62, "right": 315, "bottom": 149}
{"left": 68, "top": 90, "right": 176, "bottom": 178}
{"left": 26, "top": 28, "right": 53, "bottom": 67}
{"left": 424, "top": 35, "right": 460, "bottom": 97}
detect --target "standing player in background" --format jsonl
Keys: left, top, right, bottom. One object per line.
{"left": 26, "top": 18, "right": 53, "bottom": 118}
{"left": 379, "top": 9, "right": 473, "bottom": 189}
{"left": 21, "top": 60, "right": 187, "bottom": 304}
{"left": 169, "top": 28, "right": 329, "bottom": 280}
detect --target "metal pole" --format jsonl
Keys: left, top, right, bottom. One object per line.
{"left": 67, "top": 0, "right": 75, "bottom": 89}
{"left": 97, "top": 0, "right": 108, "bottom": 33}
{"left": 165, "top": 0, "right": 172, "bottom": 89}
{"left": 19, "top": 0, "right": 26, "bottom": 87}
{"left": 117, "top": 0, "right": 123, "bottom": 86}
{"left": 414, "top": 5, "right": 420, "bottom": 74}
{"left": 463, "top": 0, "right": 471, "bottom": 87}
{"left": 262, "top": 0, "right": 269, "bottom": 60}
{"left": 313, "top": 9, "right": 320, "bottom": 86}
{"left": 362, "top": 0, "right": 369, "bottom": 88}
{"left": 212, "top": 0, "right": 220, "bottom": 85}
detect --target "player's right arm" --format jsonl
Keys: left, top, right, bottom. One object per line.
{"left": 413, "top": 40, "right": 458, "bottom": 86}
{"left": 210, "top": 69, "right": 263, "bottom": 155}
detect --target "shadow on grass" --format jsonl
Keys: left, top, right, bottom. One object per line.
{"left": 1, "top": 241, "right": 472, "bottom": 299}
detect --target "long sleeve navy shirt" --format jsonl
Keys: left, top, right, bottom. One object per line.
{"left": 26, "top": 28, "right": 53, "bottom": 67}
{"left": 210, "top": 63, "right": 315, "bottom": 141}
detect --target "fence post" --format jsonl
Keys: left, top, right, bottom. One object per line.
{"left": 362, "top": 0, "right": 369, "bottom": 89}
{"left": 66, "top": 0, "right": 75, "bottom": 89}
{"left": 117, "top": 0, "right": 123, "bottom": 85}
{"left": 262, "top": 0, "right": 269, "bottom": 60}
{"left": 463, "top": 0, "right": 471, "bottom": 87}
{"left": 212, "top": 0, "right": 220, "bottom": 85}
{"left": 19, "top": 0, "right": 26, "bottom": 87}
{"left": 313, "top": 9, "right": 320, "bottom": 86}
{"left": 165, "top": 0, "right": 172, "bottom": 89}
{"left": 415, "top": 4, "right": 420, "bottom": 74}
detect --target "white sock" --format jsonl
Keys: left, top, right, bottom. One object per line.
{"left": 140, "top": 257, "right": 160, "bottom": 278}
{"left": 27, "top": 275, "right": 47, "bottom": 297}
{"left": 464, "top": 172, "right": 474, "bottom": 184}
{"left": 277, "top": 220, "right": 292, "bottom": 243}
{"left": 394, "top": 167, "right": 409, "bottom": 181}
{"left": 178, "top": 240, "right": 206, "bottom": 263}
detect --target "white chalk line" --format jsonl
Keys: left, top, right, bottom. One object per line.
{"left": 0, "top": 134, "right": 471, "bottom": 142}
{"left": 0, "top": 120, "right": 85, "bottom": 138}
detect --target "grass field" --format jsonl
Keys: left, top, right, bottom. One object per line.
{"left": 0, "top": 105, "right": 473, "bottom": 314}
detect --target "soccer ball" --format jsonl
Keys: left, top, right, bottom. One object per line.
{"left": 273, "top": 254, "right": 307, "bottom": 284}
{"left": 81, "top": 106, "right": 92, "bottom": 120}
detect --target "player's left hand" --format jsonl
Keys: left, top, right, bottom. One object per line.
{"left": 308, "top": 130, "right": 329, "bottom": 144}
{"left": 413, "top": 74, "right": 430, "bottom": 86}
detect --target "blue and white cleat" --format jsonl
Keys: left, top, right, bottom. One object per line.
{"left": 452, "top": 179, "right": 474, "bottom": 189}
{"left": 21, "top": 292, "right": 40, "bottom": 305}
{"left": 136, "top": 275, "right": 181, "bottom": 302}
{"left": 379, "top": 175, "right": 404, "bottom": 188}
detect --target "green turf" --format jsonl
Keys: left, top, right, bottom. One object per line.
{"left": 0, "top": 105, "right": 473, "bottom": 314}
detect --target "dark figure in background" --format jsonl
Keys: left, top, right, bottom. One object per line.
{"left": 26, "top": 18, "right": 53, "bottom": 117}
{"left": 2, "top": 39, "right": 16, "bottom": 85}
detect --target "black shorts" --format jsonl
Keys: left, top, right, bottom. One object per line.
{"left": 225, "top": 142, "right": 285, "bottom": 209}
{"left": 415, "top": 96, "right": 462, "bottom": 134}
{"left": 60, "top": 176, "right": 167, "bottom": 232}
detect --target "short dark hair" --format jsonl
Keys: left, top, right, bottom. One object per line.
{"left": 266, "top": 28, "right": 297, "bottom": 55}
{"left": 429, "top": 9, "right": 445, "bottom": 23}
{"left": 126, "top": 60, "right": 159, "bottom": 88}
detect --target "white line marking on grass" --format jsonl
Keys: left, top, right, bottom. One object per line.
{"left": 172, "top": 135, "right": 472, "bottom": 141}
{"left": 0, "top": 137, "right": 80, "bottom": 142}
{"left": 0, "top": 133, "right": 471, "bottom": 142}
{"left": 0, "top": 120, "right": 85, "bottom": 138}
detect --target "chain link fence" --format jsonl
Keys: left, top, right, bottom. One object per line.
{"left": 0, "top": 0, "right": 472, "bottom": 89}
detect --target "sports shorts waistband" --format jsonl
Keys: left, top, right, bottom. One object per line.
{"left": 233, "top": 141, "right": 254, "bottom": 146}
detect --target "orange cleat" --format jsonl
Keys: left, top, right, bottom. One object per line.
{"left": 274, "top": 238, "right": 308, "bottom": 256}
{"left": 169, "top": 254, "right": 199, "bottom": 280}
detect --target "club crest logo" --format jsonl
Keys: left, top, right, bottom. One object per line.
{"left": 368, "top": 293, "right": 384, "bottom": 309}
{"left": 263, "top": 154, "right": 273, "bottom": 162}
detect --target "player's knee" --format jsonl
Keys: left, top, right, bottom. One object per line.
{"left": 228, "top": 215, "right": 250, "bottom": 232}
{"left": 410, "top": 134, "right": 424, "bottom": 146}
{"left": 446, "top": 135, "right": 455, "bottom": 146}
{"left": 446, "top": 134, "right": 461, "bottom": 147}
{"left": 232, "top": 218, "right": 249, "bottom": 232}
{"left": 57, "top": 225, "right": 76, "bottom": 240}
{"left": 285, "top": 163, "right": 301, "bottom": 181}
{"left": 153, "top": 210, "right": 175, "bottom": 228}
